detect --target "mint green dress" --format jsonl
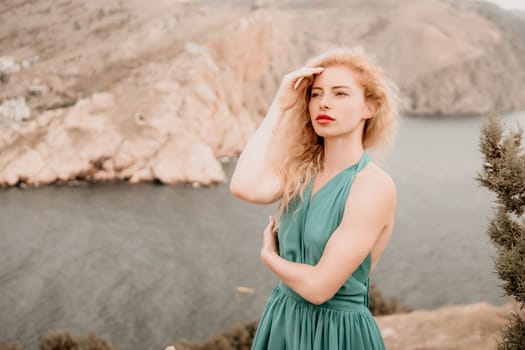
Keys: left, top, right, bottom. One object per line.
{"left": 251, "top": 152, "right": 386, "bottom": 350}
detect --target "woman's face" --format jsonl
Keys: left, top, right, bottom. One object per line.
{"left": 308, "top": 64, "right": 371, "bottom": 139}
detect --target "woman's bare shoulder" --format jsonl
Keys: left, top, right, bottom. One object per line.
{"left": 357, "top": 161, "right": 394, "bottom": 185}
{"left": 350, "top": 161, "right": 397, "bottom": 210}
{"left": 338, "top": 161, "right": 396, "bottom": 239}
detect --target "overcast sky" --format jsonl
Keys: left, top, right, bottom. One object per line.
{"left": 470, "top": 0, "right": 525, "bottom": 10}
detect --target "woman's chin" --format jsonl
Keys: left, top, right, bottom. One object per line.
{"left": 313, "top": 129, "right": 338, "bottom": 139}
{"left": 312, "top": 126, "right": 330, "bottom": 137}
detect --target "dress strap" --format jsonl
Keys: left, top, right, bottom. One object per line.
{"left": 357, "top": 151, "right": 371, "bottom": 171}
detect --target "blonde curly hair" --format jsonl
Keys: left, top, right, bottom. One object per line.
{"left": 274, "top": 47, "right": 400, "bottom": 216}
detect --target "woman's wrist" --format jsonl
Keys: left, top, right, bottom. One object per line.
{"left": 259, "top": 104, "right": 285, "bottom": 133}
{"left": 260, "top": 247, "right": 279, "bottom": 267}
{"left": 267, "top": 101, "right": 288, "bottom": 119}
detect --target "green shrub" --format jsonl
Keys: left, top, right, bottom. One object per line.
{"left": 39, "top": 332, "right": 117, "bottom": 350}
{"left": 174, "top": 320, "right": 257, "bottom": 350}
{"left": 0, "top": 341, "right": 18, "bottom": 350}
{"left": 477, "top": 115, "right": 525, "bottom": 350}
{"left": 497, "top": 312, "right": 525, "bottom": 350}
{"left": 369, "top": 282, "right": 412, "bottom": 316}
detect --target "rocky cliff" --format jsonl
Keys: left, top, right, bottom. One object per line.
{"left": 1, "top": 0, "right": 525, "bottom": 186}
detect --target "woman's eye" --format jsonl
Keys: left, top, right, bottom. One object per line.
{"left": 311, "top": 93, "right": 320, "bottom": 98}
{"left": 335, "top": 91, "right": 347, "bottom": 96}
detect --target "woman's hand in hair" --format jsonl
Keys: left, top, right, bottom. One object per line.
{"left": 271, "top": 66, "right": 324, "bottom": 113}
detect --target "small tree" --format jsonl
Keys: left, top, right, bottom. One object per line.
{"left": 477, "top": 115, "right": 525, "bottom": 350}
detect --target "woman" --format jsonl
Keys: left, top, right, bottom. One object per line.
{"left": 230, "top": 47, "right": 399, "bottom": 350}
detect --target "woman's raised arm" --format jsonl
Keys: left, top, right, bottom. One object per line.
{"left": 229, "top": 67, "right": 324, "bottom": 204}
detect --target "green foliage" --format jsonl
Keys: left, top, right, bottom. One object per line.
{"left": 39, "top": 332, "right": 117, "bottom": 350}
{"left": 495, "top": 235, "right": 525, "bottom": 304}
{"left": 0, "top": 332, "right": 117, "bottom": 350}
{"left": 369, "top": 282, "right": 412, "bottom": 316}
{"left": 478, "top": 114, "right": 525, "bottom": 349}
{"left": 0, "top": 342, "right": 18, "bottom": 350}
{"left": 488, "top": 208, "right": 525, "bottom": 250}
{"left": 478, "top": 116, "right": 525, "bottom": 216}
{"left": 0, "top": 71, "right": 8, "bottom": 84}
{"left": 497, "top": 312, "right": 525, "bottom": 350}
{"left": 174, "top": 320, "right": 258, "bottom": 350}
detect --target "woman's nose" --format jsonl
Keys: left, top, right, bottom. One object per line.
{"left": 319, "top": 95, "right": 331, "bottom": 109}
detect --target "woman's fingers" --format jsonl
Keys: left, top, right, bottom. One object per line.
{"left": 268, "top": 216, "right": 275, "bottom": 230}
{"left": 273, "top": 66, "right": 323, "bottom": 111}
{"left": 268, "top": 216, "right": 278, "bottom": 236}
{"left": 293, "top": 66, "right": 324, "bottom": 77}
{"left": 286, "top": 67, "right": 324, "bottom": 89}
{"left": 293, "top": 76, "right": 309, "bottom": 90}
{"left": 265, "top": 217, "right": 274, "bottom": 234}
{"left": 294, "top": 75, "right": 312, "bottom": 91}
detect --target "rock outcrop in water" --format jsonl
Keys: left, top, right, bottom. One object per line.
{"left": 1, "top": 0, "right": 525, "bottom": 186}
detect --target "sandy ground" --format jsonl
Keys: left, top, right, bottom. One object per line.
{"left": 377, "top": 300, "right": 522, "bottom": 350}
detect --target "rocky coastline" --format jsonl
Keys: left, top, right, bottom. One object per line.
{"left": 1, "top": 0, "right": 525, "bottom": 187}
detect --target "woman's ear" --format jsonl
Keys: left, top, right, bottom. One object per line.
{"left": 364, "top": 101, "right": 376, "bottom": 119}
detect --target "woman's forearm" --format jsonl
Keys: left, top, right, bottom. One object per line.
{"left": 229, "top": 103, "right": 284, "bottom": 200}
{"left": 261, "top": 250, "right": 328, "bottom": 305}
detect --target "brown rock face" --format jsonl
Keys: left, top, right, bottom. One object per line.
{"left": 1, "top": 0, "right": 525, "bottom": 186}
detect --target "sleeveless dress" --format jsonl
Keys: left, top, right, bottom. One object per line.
{"left": 251, "top": 151, "right": 386, "bottom": 350}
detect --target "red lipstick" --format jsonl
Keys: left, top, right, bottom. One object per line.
{"left": 316, "top": 114, "right": 335, "bottom": 124}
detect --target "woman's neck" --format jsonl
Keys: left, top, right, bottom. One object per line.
{"left": 321, "top": 134, "right": 364, "bottom": 176}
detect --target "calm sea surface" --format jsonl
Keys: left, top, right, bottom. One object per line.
{"left": 1, "top": 112, "right": 524, "bottom": 349}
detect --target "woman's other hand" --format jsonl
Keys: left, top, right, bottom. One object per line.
{"left": 261, "top": 216, "right": 279, "bottom": 259}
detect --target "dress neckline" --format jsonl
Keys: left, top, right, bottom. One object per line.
{"left": 308, "top": 151, "right": 367, "bottom": 204}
